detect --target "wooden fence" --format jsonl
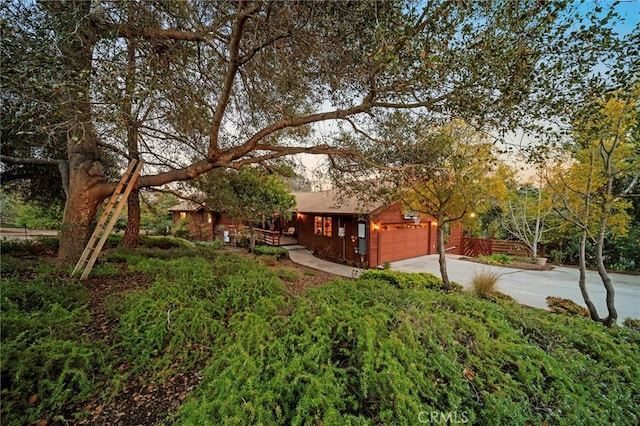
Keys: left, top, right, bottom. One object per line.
{"left": 461, "top": 237, "right": 532, "bottom": 258}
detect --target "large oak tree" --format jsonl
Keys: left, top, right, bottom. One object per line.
{"left": 1, "top": 0, "right": 633, "bottom": 265}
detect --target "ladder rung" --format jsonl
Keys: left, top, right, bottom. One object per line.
{"left": 73, "top": 159, "right": 144, "bottom": 280}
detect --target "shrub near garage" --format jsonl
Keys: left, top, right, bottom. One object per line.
{"left": 253, "top": 245, "right": 289, "bottom": 259}
{"left": 358, "top": 269, "right": 462, "bottom": 291}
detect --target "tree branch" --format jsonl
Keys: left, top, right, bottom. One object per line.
{"left": 1, "top": 155, "right": 70, "bottom": 198}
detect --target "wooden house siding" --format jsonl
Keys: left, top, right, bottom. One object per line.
{"left": 297, "top": 214, "right": 365, "bottom": 266}
{"left": 295, "top": 201, "right": 440, "bottom": 268}
{"left": 171, "top": 210, "right": 215, "bottom": 241}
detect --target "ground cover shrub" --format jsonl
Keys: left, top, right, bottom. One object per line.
{"left": 546, "top": 296, "right": 590, "bottom": 318}
{"left": 276, "top": 267, "right": 299, "bottom": 282}
{"left": 358, "top": 269, "right": 461, "bottom": 292}
{"left": 112, "top": 252, "right": 287, "bottom": 376}
{"left": 253, "top": 245, "right": 289, "bottom": 259}
{"left": 471, "top": 269, "right": 502, "bottom": 298}
{"left": 479, "top": 253, "right": 513, "bottom": 265}
{"left": 194, "top": 239, "right": 225, "bottom": 250}
{"left": 622, "top": 317, "right": 640, "bottom": 332}
{"left": 0, "top": 238, "right": 58, "bottom": 257}
{"left": 0, "top": 273, "right": 106, "bottom": 426}
{"left": 175, "top": 276, "right": 640, "bottom": 425}
{"left": 89, "top": 263, "right": 120, "bottom": 277}
{"left": 104, "top": 242, "right": 215, "bottom": 268}
{"left": 139, "top": 234, "right": 194, "bottom": 249}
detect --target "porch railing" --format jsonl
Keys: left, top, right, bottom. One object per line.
{"left": 255, "top": 228, "right": 281, "bottom": 246}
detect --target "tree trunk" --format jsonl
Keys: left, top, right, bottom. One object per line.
{"left": 58, "top": 160, "right": 109, "bottom": 265}
{"left": 437, "top": 219, "right": 452, "bottom": 291}
{"left": 578, "top": 229, "right": 601, "bottom": 321}
{"left": 249, "top": 225, "right": 256, "bottom": 251}
{"left": 54, "top": 1, "right": 112, "bottom": 265}
{"left": 596, "top": 217, "right": 618, "bottom": 327}
{"left": 122, "top": 189, "right": 141, "bottom": 248}
{"left": 121, "top": 31, "right": 141, "bottom": 249}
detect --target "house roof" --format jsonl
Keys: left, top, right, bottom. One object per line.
{"left": 293, "top": 188, "right": 386, "bottom": 215}
{"left": 167, "top": 200, "right": 207, "bottom": 212}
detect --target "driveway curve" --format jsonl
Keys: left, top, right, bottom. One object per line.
{"left": 391, "top": 254, "right": 640, "bottom": 321}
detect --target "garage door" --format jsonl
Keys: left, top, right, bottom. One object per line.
{"left": 378, "top": 226, "right": 430, "bottom": 264}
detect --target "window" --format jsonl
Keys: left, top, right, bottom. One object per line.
{"left": 314, "top": 216, "right": 332, "bottom": 237}
{"left": 323, "top": 217, "right": 332, "bottom": 237}
{"left": 179, "top": 212, "right": 186, "bottom": 220}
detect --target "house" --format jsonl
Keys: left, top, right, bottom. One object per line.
{"left": 291, "top": 189, "right": 461, "bottom": 268}
{"left": 167, "top": 201, "right": 219, "bottom": 241}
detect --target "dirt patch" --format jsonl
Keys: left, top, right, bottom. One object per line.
{"left": 62, "top": 366, "right": 202, "bottom": 426}
{"left": 271, "top": 258, "right": 340, "bottom": 296}
{"left": 81, "top": 266, "right": 153, "bottom": 342}
{"left": 59, "top": 265, "right": 204, "bottom": 425}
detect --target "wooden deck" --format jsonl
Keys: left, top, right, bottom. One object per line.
{"left": 253, "top": 228, "right": 298, "bottom": 246}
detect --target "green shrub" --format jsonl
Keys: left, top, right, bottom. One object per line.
{"left": 194, "top": 239, "right": 225, "bottom": 250}
{"left": 358, "top": 269, "right": 461, "bottom": 292}
{"left": 0, "top": 275, "right": 104, "bottom": 426}
{"left": 479, "top": 253, "right": 513, "bottom": 265}
{"left": 623, "top": 317, "right": 640, "bottom": 332}
{"left": 89, "top": 263, "right": 120, "bottom": 277}
{"left": 0, "top": 238, "right": 59, "bottom": 257}
{"left": 1, "top": 338, "right": 104, "bottom": 425}
{"left": 484, "top": 291, "right": 516, "bottom": 303}
{"left": 546, "top": 296, "right": 590, "bottom": 318}
{"left": 112, "top": 252, "right": 287, "bottom": 375}
{"left": 175, "top": 280, "right": 640, "bottom": 425}
{"left": 471, "top": 269, "right": 502, "bottom": 298}
{"left": 105, "top": 233, "right": 123, "bottom": 248}
{"left": 172, "top": 218, "right": 191, "bottom": 240}
{"left": 253, "top": 245, "right": 289, "bottom": 259}
{"left": 140, "top": 234, "right": 194, "bottom": 249}
{"left": 276, "top": 267, "right": 299, "bottom": 282}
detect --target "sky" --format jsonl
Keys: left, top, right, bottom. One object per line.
{"left": 608, "top": 0, "right": 640, "bottom": 34}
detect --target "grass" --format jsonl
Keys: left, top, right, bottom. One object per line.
{"left": 2, "top": 239, "right": 639, "bottom": 425}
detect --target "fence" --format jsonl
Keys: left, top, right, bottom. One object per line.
{"left": 461, "top": 237, "right": 532, "bottom": 258}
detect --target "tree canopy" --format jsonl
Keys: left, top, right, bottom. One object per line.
{"left": 1, "top": 0, "right": 636, "bottom": 263}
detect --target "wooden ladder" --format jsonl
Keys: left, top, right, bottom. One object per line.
{"left": 72, "top": 159, "right": 144, "bottom": 280}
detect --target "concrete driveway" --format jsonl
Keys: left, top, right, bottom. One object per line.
{"left": 391, "top": 255, "right": 640, "bottom": 321}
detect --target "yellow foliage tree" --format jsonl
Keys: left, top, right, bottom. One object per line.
{"left": 397, "top": 121, "right": 509, "bottom": 290}
{"left": 548, "top": 88, "right": 638, "bottom": 326}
